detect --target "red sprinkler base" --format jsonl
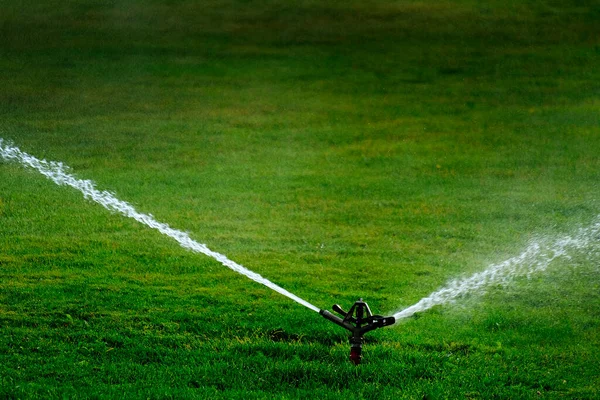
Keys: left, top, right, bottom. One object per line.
{"left": 349, "top": 345, "right": 362, "bottom": 365}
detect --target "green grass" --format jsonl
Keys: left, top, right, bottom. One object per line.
{"left": 1, "top": 0, "right": 600, "bottom": 398}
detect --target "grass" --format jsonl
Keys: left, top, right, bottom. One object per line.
{"left": 1, "top": 0, "right": 600, "bottom": 398}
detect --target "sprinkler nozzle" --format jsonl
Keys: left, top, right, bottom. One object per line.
{"left": 320, "top": 298, "right": 395, "bottom": 365}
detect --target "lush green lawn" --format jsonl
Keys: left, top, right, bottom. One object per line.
{"left": 1, "top": 0, "right": 600, "bottom": 398}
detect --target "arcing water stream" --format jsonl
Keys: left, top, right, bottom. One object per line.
{"left": 392, "top": 218, "right": 600, "bottom": 321}
{"left": 0, "top": 139, "right": 320, "bottom": 313}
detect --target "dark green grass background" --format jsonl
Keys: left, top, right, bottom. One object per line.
{"left": 1, "top": 0, "right": 600, "bottom": 398}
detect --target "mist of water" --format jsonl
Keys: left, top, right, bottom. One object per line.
{"left": 0, "top": 138, "right": 320, "bottom": 313}
{"left": 392, "top": 219, "right": 600, "bottom": 321}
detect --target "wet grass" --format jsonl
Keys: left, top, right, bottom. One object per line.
{"left": 1, "top": 0, "right": 600, "bottom": 398}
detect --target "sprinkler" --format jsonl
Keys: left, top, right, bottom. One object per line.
{"left": 320, "top": 299, "right": 395, "bottom": 365}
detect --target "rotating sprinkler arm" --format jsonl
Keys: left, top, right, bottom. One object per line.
{"left": 320, "top": 307, "right": 393, "bottom": 335}
{"left": 319, "top": 309, "right": 354, "bottom": 331}
{"left": 319, "top": 298, "right": 395, "bottom": 365}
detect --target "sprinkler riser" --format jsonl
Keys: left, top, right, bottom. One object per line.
{"left": 349, "top": 336, "right": 364, "bottom": 365}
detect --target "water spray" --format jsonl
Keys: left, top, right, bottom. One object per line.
{"left": 392, "top": 219, "right": 600, "bottom": 320}
{"left": 0, "top": 139, "right": 319, "bottom": 313}
{"left": 320, "top": 299, "right": 395, "bottom": 365}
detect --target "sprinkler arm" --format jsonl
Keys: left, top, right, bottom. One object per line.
{"left": 319, "top": 309, "right": 354, "bottom": 331}
{"left": 319, "top": 308, "right": 394, "bottom": 335}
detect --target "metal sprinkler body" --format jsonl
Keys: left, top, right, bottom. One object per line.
{"left": 319, "top": 299, "right": 395, "bottom": 365}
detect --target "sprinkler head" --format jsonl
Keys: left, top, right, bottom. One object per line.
{"left": 319, "top": 298, "right": 395, "bottom": 365}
